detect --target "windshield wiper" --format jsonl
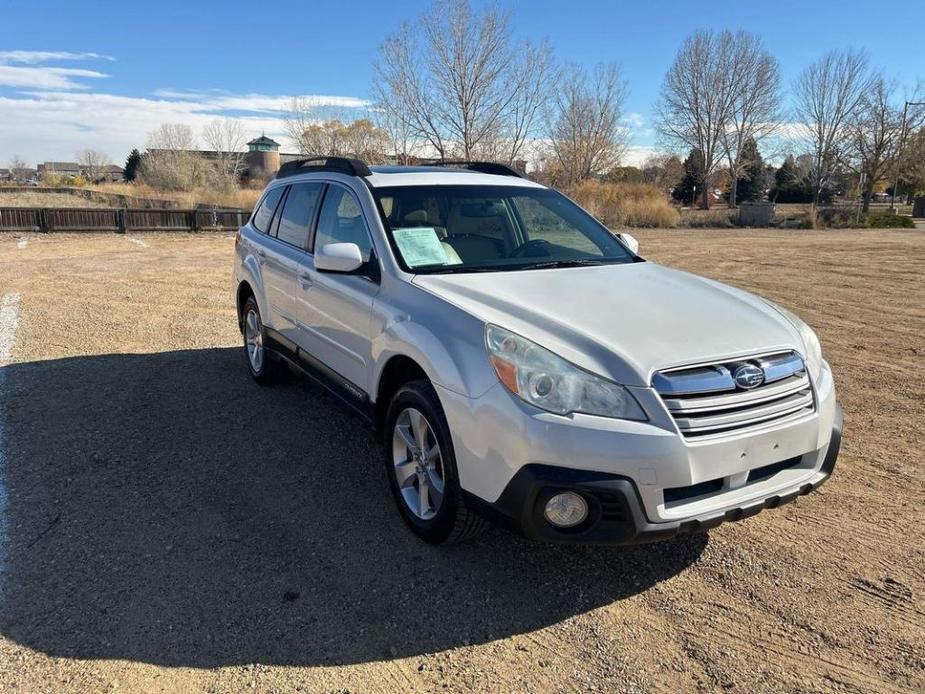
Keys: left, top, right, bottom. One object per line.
{"left": 518, "top": 258, "right": 609, "bottom": 270}
{"left": 419, "top": 265, "right": 512, "bottom": 274}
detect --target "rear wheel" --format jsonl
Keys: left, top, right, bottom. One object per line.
{"left": 384, "top": 380, "right": 488, "bottom": 544}
{"left": 241, "top": 296, "right": 286, "bottom": 384}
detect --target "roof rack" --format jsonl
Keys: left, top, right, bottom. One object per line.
{"left": 276, "top": 156, "right": 372, "bottom": 179}
{"left": 429, "top": 161, "right": 524, "bottom": 178}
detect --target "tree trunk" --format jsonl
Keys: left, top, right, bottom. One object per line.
{"left": 729, "top": 177, "right": 739, "bottom": 209}
{"left": 861, "top": 180, "right": 874, "bottom": 214}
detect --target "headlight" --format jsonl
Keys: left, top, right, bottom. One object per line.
{"left": 485, "top": 325, "right": 647, "bottom": 420}
{"left": 765, "top": 303, "right": 824, "bottom": 382}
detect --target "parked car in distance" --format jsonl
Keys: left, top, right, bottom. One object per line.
{"left": 233, "top": 157, "right": 842, "bottom": 545}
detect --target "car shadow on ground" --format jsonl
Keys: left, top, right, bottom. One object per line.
{"left": 0, "top": 347, "right": 706, "bottom": 667}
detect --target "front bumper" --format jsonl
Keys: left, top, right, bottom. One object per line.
{"left": 465, "top": 404, "right": 842, "bottom": 544}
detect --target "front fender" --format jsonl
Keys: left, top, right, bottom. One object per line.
{"left": 371, "top": 313, "right": 496, "bottom": 401}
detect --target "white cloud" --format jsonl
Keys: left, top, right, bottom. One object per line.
{"left": 0, "top": 66, "right": 109, "bottom": 90}
{"left": 0, "top": 48, "right": 371, "bottom": 164}
{"left": 622, "top": 112, "right": 646, "bottom": 129}
{"left": 0, "top": 50, "right": 112, "bottom": 90}
{"left": 0, "top": 51, "right": 115, "bottom": 64}
{"left": 0, "top": 89, "right": 369, "bottom": 166}
{"left": 623, "top": 146, "right": 660, "bottom": 167}
{"left": 152, "top": 89, "right": 370, "bottom": 113}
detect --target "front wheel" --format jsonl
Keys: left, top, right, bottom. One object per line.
{"left": 384, "top": 380, "right": 488, "bottom": 544}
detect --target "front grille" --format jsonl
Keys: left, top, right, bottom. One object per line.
{"left": 653, "top": 351, "right": 815, "bottom": 438}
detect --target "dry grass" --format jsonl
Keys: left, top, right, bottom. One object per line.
{"left": 0, "top": 191, "right": 108, "bottom": 208}
{"left": 567, "top": 180, "right": 681, "bottom": 228}
{"left": 87, "top": 182, "right": 261, "bottom": 210}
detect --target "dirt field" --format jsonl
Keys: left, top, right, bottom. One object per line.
{"left": 0, "top": 229, "right": 922, "bottom": 693}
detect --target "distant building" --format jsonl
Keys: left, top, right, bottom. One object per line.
{"left": 242, "top": 135, "right": 303, "bottom": 179}
{"left": 98, "top": 164, "right": 124, "bottom": 182}
{"left": 0, "top": 168, "right": 10, "bottom": 181}
{"left": 143, "top": 134, "right": 297, "bottom": 182}
{"left": 37, "top": 161, "right": 81, "bottom": 178}
{"left": 244, "top": 135, "right": 282, "bottom": 179}
{"left": 36, "top": 161, "right": 124, "bottom": 182}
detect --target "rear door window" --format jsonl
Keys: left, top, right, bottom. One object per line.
{"left": 275, "top": 182, "right": 323, "bottom": 249}
{"left": 252, "top": 186, "right": 285, "bottom": 233}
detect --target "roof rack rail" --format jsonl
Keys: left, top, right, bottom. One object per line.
{"left": 429, "top": 160, "right": 524, "bottom": 178}
{"left": 276, "top": 156, "right": 372, "bottom": 179}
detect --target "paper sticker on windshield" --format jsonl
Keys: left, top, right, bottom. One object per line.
{"left": 393, "top": 227, "right": 449, "bottom": 267}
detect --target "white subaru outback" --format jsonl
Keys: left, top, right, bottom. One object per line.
{"left": 233, "top": 157, "right": 842, "bottom": 545}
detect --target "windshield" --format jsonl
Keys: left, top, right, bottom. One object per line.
{"left": 373, "top": 185, "right": 636, "bottom": 273}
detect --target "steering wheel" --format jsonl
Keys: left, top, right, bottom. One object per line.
{"left": 510, "top": 239, "right": 552, "bottom": 258}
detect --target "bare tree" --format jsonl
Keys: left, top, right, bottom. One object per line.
{"left": 642, "top": 153, "right": 685, "bottom": 192}
{"left": 373, "top": 0, "right": 550, "bottom": 163}
{"left": 282, "top": 97, "right": 317, "bottom": 155}
{"left": 374, "top": 103, "right": 421, "bottom": 163}
{"left": 202, "top": 118, "right": 247, "bottom": 189}
{"left": 76, "top": 149, "right": 112, "bottom": 182}
{"left": 843, "top": 76, "right": 925, "bottom": 211}
{"left": 656, "top": 29, "right": 741, "bottom": 208}
{"left": 8, "top": 155, "right": 28, "bottom": 179}
{"left": 287, "top": 116, "right": 392, "bottom": 162}
{"left": 141, "top": 123, "right": 203, "bottom": 191}
{"left": 793, "top": 49, "right": 871, "bottom": 206}
{"left": 546, "top": 62, "right": 628, "bottom": 185}
{"left": 485, "top": 40, "right": 553, "bottom": 163}
{"left": 340, "top": 118, "right": 392, "bottom": 163}
{"left": 718, "top": 33, "right": 782, "bottom": 207}
{"left": 899, "top": 125, "right": 925, "bottom": 198}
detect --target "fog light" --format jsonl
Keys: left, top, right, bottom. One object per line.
{"left": 543, "top": 491, "right": 588, "bottom": 528}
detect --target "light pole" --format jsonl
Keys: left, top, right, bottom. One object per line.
{"left": 891, "top": 101, "right": 925, "bottom": 212}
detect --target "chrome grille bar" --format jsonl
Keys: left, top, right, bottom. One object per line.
{"left": 653, "top": 351, "right": 815, "bottom": 438}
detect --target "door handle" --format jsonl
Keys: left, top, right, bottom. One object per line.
{"left": 255, "top": 248, "right": 266, "bottom": 259}
{"left": 298, "top": 273, "right": 313, "bottom": 289}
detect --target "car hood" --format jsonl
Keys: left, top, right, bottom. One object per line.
{"left": 412, "top": 262, "right": 804, "bottom": 387}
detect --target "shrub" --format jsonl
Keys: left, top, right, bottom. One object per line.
{"left": 567, "top": 180, "right": 680, "bottom": 228}
{"left": 679, "top": 208, "right": 736, "bottom": 228}
{"left": 814, "top": 207, "right": 856, "bottom": 228}
{"left": 865, "top": 212, "right": 915, "bottom": 228}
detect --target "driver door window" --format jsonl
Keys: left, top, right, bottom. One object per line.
{"left": 313, "top": 186, "right": 373, "bottom": 260}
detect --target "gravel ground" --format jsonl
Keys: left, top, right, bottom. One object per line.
{"left": 0, "top": 229, "right": 922, "bottom": 693}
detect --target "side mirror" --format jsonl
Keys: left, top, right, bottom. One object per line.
{"left": 315, "top": 242, "right": 364, "bottom": 273}
{"left": 618, "top": 232, "right": 639, "bottom": 255}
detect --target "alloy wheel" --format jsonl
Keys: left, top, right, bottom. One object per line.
{"left": 244, "top": 308, "right": 264, "bottom": 373}
{"left": 391, "top": 407, "right": 446, "bottom": 520}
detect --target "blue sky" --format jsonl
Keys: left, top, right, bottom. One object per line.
{"left": 2, "top": 0, "right": 924, "bottom": 167}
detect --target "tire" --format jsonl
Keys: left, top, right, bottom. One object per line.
{"left": 383, "top": 379, "right": 489, "bottom": 545}
{"left": 241, "top": 296, "right": 287, "bottom": 385}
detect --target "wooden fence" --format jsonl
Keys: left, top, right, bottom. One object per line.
{"left": 0, "top": 207, "right": 249, "bottom": 232}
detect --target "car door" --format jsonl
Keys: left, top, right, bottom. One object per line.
{"left": 251, "top": 185, "right": 290, "bottom": 333}
{"left": 261, "top": 182, "right": 323, "bottom": 348}
{"left": 297, "top": 182, "right": 380, "bottom": 393}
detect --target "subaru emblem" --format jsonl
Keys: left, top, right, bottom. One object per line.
{"left": 733, "top": 363, "right": 765, "bottom": 390}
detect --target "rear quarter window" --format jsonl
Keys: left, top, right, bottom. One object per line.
{"left": 252, "top": 186, "right": 284, "bottom": 233}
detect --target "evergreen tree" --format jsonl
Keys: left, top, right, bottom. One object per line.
{"left": 771, "top": 155, "right": 814, "bottom": 203}
{"left": 735, "top": 138, "right": 767, "bottom": 202}
{"left": 672, "top": 148, "right": 706, "bottom": 206}
{"left": 123, "top": 149, "right": 142, "bottom": 182}
{"left": 774, "top": 155, "right": 798, "bottom": 188}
